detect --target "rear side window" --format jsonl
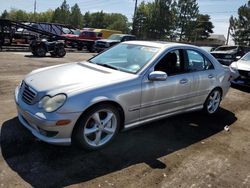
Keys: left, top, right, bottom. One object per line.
{"left": 186, "top": 50, "right": 214, "bottom": 72}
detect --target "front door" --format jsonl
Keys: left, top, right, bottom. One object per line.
{"left": 140, "top": 49, "right": 196, "bottom": 120}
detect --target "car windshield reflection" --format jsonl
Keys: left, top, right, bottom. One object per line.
{"left": 88, "top": 43, "right": 159, "bottom": 74}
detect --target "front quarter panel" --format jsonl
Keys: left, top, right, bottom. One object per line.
{"left": 57, "top": 76, "right": 142, "bottom": 125}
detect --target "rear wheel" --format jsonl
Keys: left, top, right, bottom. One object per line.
{"left": 55, "top": 46, "right": 66, "bottom": 57}
{"left": 73, "top": 104, "right": 121, "bottom": 150}
{"left": 203, "top": 89, "right": 221, "bottom": 114}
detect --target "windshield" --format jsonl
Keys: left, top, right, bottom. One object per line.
{"left": 241, "top": 52, "right": 250, "bottom": 61}
{"left": 73, "top": 30, "right": 81, "bottom": 35}
{"left": 88, "top": 43, "right": 159, "bottom": 73}
{"left": 108, "top": 34, "right": 122, "bottom": 40}
{"left": 215, "top": 46, "right": 237, "bottom": 51}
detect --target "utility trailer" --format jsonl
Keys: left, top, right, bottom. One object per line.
{"left": 0, "top": 19, "right": 95, "bottom": 57}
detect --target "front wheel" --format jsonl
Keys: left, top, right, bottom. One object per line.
{"left": 203, "top": 89, "right": 221, "bottom": 114}
{"left": 35, "top": 46, "right": 46, "bottom": 57}
{"left": 73, "top": 104, "right": 121, "bottom": 150}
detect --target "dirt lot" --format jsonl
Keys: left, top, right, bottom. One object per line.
{"left": 0, "top": 51, "right": 250, "bottom": 188}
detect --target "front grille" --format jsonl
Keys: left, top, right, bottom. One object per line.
{"left": 238, "top": 70, "right": 250, "bottom": 78}
{"left": 21, "top": 81, "right": 37, "bottom": 105}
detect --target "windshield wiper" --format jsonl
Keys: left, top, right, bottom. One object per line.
{"left": 96, "top": 63, "right": 119, "bottom": 70}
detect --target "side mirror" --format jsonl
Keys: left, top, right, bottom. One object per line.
{"left": 148, "top": 71, "right": 167, "bottom": 81}
{"left": 236, "top": 56, "right": 241, "bottom": 60}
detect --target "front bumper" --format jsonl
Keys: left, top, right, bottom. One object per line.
{"left": 216, "top": 58, "right": 234, "bottom": 66}
{"left": 15, "top": 87, "right": 81, "bottom": 145}
{"left": 232, "top": 77, "right": 250, "bottom": 86}
{"left": 231, "top": 69, "right": 250, "bottom": 86}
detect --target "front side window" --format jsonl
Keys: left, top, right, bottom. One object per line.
{"left": 154, "top": 50, "right": 185, "bottom": 76}
{"left": 187, "top": 50, "right": 214, "bottom": 72}
{"left": 88, "top": 43, "right": 159, "bottom": 73}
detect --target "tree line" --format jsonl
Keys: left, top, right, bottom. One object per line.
{"left": 133, "top": 0, "right": 214, "bottom": 42}
{"left": 230, "top": 0, "right": 250, "bottom": 46}
{"left": 0, "top": 0, "right": 249, "bottom": 44}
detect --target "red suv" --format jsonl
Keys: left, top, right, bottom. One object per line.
{"left": 78, "top": 30, "right": 102, "bottom": 40}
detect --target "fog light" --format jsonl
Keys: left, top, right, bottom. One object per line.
{"left": 38, "top": 128, "right": 58, "bottom": 137}
{"left": 56, "top": 120, "right": 71, "bottom": 126}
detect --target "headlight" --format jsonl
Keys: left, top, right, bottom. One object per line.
{"left": 105, "top": 43, "right": 110, "bottom": 47}
{"left": 38, "top": 94, "right": 67, "bottom": 112}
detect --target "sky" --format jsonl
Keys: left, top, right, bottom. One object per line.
{"left": 0, "top": 0, "right": 248, "bottom": 43}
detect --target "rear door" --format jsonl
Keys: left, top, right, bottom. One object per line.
{"left": 185, "top": 49, "right": 216, "bottom": 105}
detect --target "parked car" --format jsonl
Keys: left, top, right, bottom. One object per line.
{"left": 211, "top": 45, "right": 250, "bottom": 66}
{"left": 62, "top": 30, "right": 102, "bottom": 51}
{"left": 199, "top": 46, "right": 216, "bottom": 52}
{"left": 229, "top": 52, "right": 250, "bottom": 86}
{"left": 15, "top": 41, "right": 231, "bottom": 150}
{"left": 95, "top": 34, "right": 136, "bottom": 52}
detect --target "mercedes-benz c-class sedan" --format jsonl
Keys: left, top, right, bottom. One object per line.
{"left": 15, "top": 41, "right": 231, "bottom": 150}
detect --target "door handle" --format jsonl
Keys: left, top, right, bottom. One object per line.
{"left": 208, "top": 74, "right": 214, "bottom": 79}
{"left": 179, "top": 79, "right": 188, "bottom": 84}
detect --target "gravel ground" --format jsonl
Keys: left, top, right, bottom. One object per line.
{"left": 0, "top": 51, "right": 249, "bottom": 188}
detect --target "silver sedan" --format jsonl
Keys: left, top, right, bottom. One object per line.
{"left": 15, "top": 41, "right": 231, "bottom": 150}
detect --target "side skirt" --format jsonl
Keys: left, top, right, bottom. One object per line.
{"left": 123, "top": 105, "right": 203, "bottom": 131}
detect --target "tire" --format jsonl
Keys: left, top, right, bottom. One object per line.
{"left": 203, "top": 89, "right": 221, "bottom": 115}
{"left": 73, "top": 104, "right": 121, "bottom": 150}
{"left": 35, "top": 46, "right": 46, "bottom": 57}
{"left": 87, "top": 44, "right": 95, "bottom": 52}
{"left": 50, "top": 51, "right": 56, "bottom": 57}
{"left": 55, "top": 46, "right": 66, "bottom": 57}
{"left": 31, "top": 51, "right": 37, "bottom": 56}
{"left": 77, "top": 44, "right": 83, "bottom": 51}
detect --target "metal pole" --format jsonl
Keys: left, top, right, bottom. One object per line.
{"left": 132, "top": 0, "right": 138, "bottom": 35}
{"left": 34, "top": 0, "right": 37, "bottom": 14}
{"left": 226, "top": 23, "right": 230, "bottom": 45}
{"left": 34, "top": 0, "right": 37, "bottom": 21}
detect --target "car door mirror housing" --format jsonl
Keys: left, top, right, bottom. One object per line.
{"left": 148, "top": 71, "right": 168, "bottom": 81}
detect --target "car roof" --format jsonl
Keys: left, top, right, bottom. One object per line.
{"left": 123, "top": 40, "right": 195, "bottom": 49}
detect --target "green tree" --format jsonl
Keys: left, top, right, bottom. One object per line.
{"left": 105, "top": 13, "right": 130, "bottom": 33}
{"left": 176, "top": 0, "right": 199, "bottom": 41}
{"left": 70, "top": 4, "right": 83, "bottom": 28}
{"left": 36, "top": 10, "right": 54, "bottom": 22}
{"left": 8, "top": 9, "right": 30, "bottom": 21}
{"left": 1, "top": 10, "right": 9, "bottom": 19}
{"left": 188, "top": 14, "right": 214, "bottom": 42}
{"left": 133, "top": 0, "right": 175, "bottom": 40}
{"left": 83, "top": 12, "right": 91, "bottom": 28}
{"left": 230, "top": 0, "right": 250, "bottom": 45}
{"left": 52, "top": 0, "right": 70, "bottom": 24}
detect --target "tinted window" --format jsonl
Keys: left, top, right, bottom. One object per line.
{"left": 155, "top": 50, "right": 185, "bottom": 76}
{"left": 187, "top": 50, "right": 214, "bottom": 72}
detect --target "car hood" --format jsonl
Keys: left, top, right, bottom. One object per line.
{"left": 24, "top": 62, "right": 134, "bottom": 95}
{"left": 231, "top": 60, "right": 250, "bottom": 71}
{"left": 96, "top": 39, "right": 120, "bottom": 43}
